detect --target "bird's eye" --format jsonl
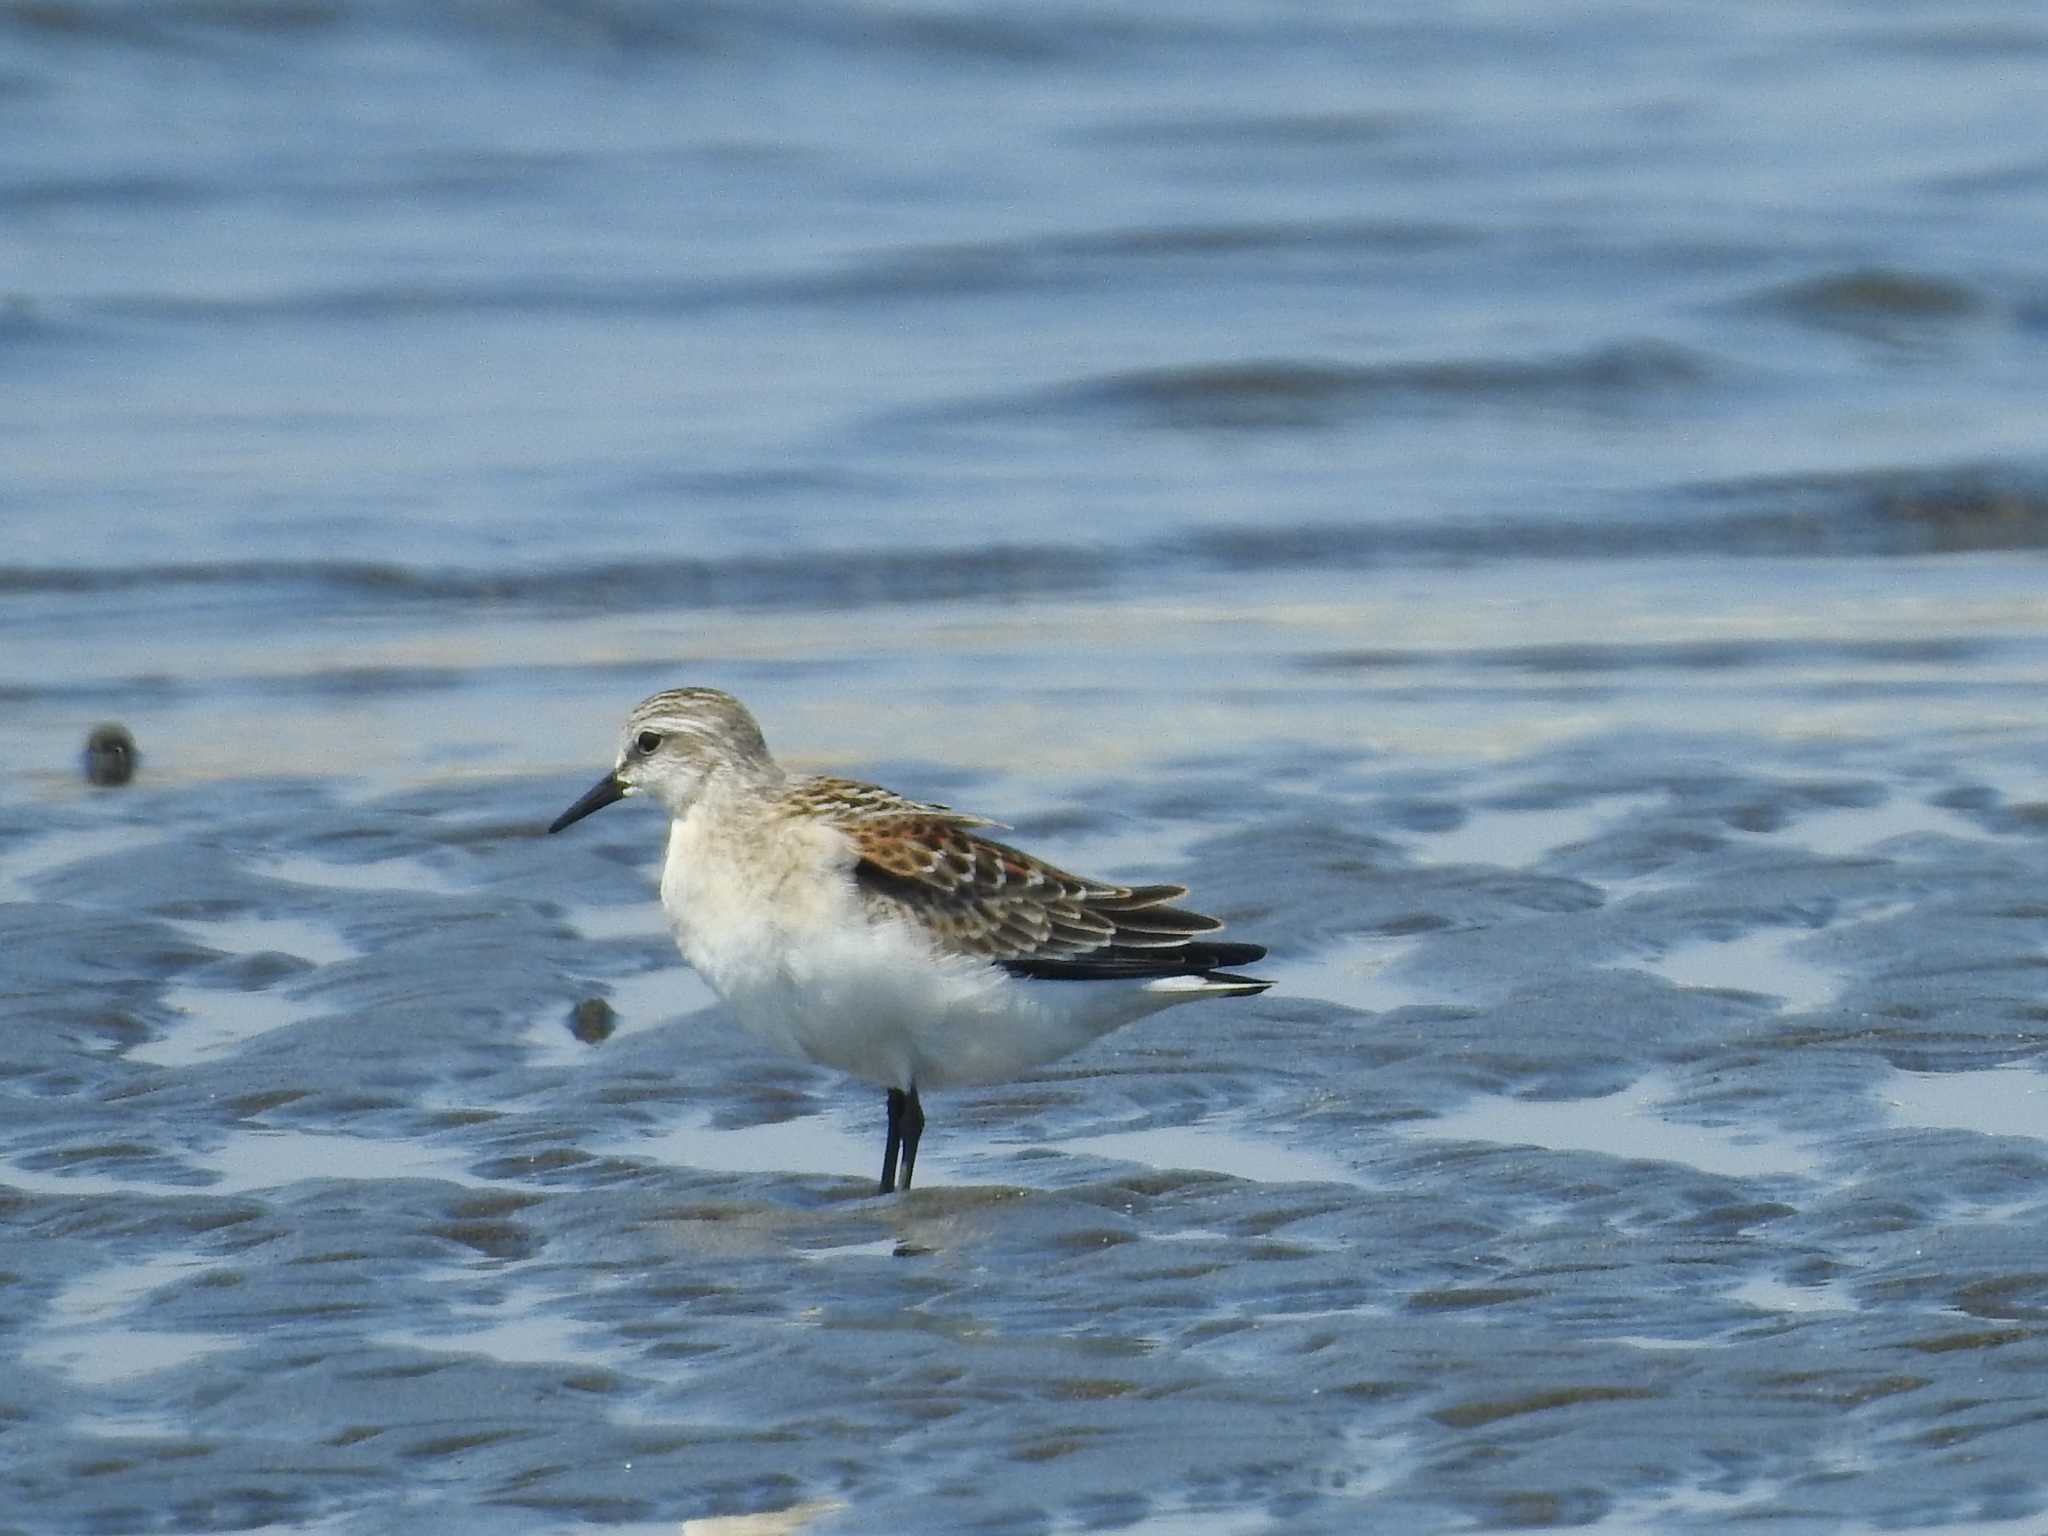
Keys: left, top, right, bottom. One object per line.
{"left": 635, "top": 731, "right": 663, "bottom": 754}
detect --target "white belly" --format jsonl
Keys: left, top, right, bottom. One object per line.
{"left": 658, "top": 815, "right": 1190, "bottom": 1090}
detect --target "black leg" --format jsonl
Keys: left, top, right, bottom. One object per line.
{"left": 898, "top": 1087, "right": 925, "bottom": 1192}
{"left": 880, "top": 1088, "right": 905, "bottom": 1194}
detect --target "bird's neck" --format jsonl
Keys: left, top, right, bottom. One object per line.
{"left": 679, "top": 758, "right": 781, "bottom": 825}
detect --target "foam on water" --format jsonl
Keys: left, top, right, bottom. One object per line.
{"left": 1060, "top": 1119, "right": 1358, "bottom": 1187}
{"left": 663, "top": 1502, "right": 848, "bottom": 1536}
{"left": 560, "top": 901, "right": 673, "bottom": 943}
{"left": 1883, "top": 1063, "right": 2048, "bottom": 1140}
{"left": 376, "top": 1291, "right": 633, "bottom": 1371}
{"left": 24, "top": 1250, "right": 239, "bottom": 1388}
{"left": 598, "top": 965, "right": 719, "bottom": 1028}
{"left": 1582, "top": 1492, "right": 2048, "bottom": 1536}
{"left": 1727, "top": 1274, "right": 1862, "bottom": 1315}
{"left": 255, "top": 853, "right": 467, "bottom": 896}
{"left": 1610, "top": 1333, "right": 1713, "bottom": 1353}
{"left": 74, "top": 1412, "right": 202, "bottom": 1443}
{"left": 1280, "top": 935, "right": 1447, "bottom": 1013}
{"left": 797, "top": 1237, "right": 902, "bottom": 1264}
{"left": 130, "top": 982, "right": 321, "bottom": 1068}
{"left": 1416, "top": 791, "right": 1665, "bottom": 868}
{"left": 1777, "top": 793, "right": 1991, "bottom": 857}
{"left": 166, "top": 913, "right": 359, "bottom": 966}
{"left": 0, "top": 1129, "right": 507, "bottom": 1198}
{"left": 1569, "top": 1482, "right": 1796, "bottom": 1532}
{"left": 601, "top": 1109, "right": 906, "bottom": 1185}
{"left": 201, "top": 1129, "right": 504, "bottom": 1194}
{"left": 1046, "top": 1502, "right": 1278, "bottom": 1536}
{"left": 607, "top": 1105, "right": 1345, "bottom": 1190}
{"left": 1624, "top": 927, "right": 1844, "bottom": 1012}
{"left": 1411, "top": 1072, "right": 1821, "bottom": 1179}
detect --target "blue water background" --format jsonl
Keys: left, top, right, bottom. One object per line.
{"left": 9, "top": 5, "right": 2048, "bottom": 1533}
{"left": 6, "top": 0, "right": 2048, "bottom": 790}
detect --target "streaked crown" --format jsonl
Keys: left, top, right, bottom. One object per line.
{"left": 616, "top": 687, "right": 775, "bottom": 780}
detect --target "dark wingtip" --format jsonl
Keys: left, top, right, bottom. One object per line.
{"left": 1203, "top": 973, "right": 1274, "bottom": 993}
{"left": 996, "top": 940, "right": 1273, "bottom": 983}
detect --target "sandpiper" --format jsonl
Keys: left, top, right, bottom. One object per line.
{"left": 548, "top": 688, "right": 1271, "bottom": 1193}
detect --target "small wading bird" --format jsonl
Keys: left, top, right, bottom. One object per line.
{"left": 548, "top": 688, "right": 1271, "bottom": 1193}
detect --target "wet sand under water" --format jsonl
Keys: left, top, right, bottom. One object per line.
{"left": 8, "top": 727, "right": 2048, "bottom": 1533}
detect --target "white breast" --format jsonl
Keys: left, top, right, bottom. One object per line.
{"left": 660, "top": 806, "right": 843, "bottom": 990}
{"left": 655, "top": 803, "right": 1228, "bottom": 1092}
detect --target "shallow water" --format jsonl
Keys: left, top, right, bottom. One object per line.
{"left": 12, "top": 737, "right": 2048, "bottom": 1532}
{"left": 9, "top": 0, "right": 2048, "bottom": 1531}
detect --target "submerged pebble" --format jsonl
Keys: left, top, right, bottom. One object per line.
{"left": 570, "top": 996, "right": 617, "bottom": 1044}
{"left": 82, "top": 723, "right": 137, "bottom": 787}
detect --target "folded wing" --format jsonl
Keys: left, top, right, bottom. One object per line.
{"left": 828, "top": 798, "right": 1267, "bottom": 982}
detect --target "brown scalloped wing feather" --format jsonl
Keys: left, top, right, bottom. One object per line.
{"left": 844, "top": 812, "right": 1233, "bottom": 968}
{"left": 786, "top": 776, "right": 1000, "bottom": 827}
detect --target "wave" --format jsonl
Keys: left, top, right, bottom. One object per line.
{"left": 9, "top": 463, "right": 2046, "bottom": 621}
{"left": 0, "top": 0, "right": 1190, "bottom": 64}
{"left": 0, "top": 544, "right": 1113, "bottom": 610}
{"left": 1741, "top": 268, "right": 1989, "bottom": 335}
{"left": 1299, "top": 636, "right": 1990, "bottom": 676}
{"left": 916, "top": 342, "right": 1714, "bottom": 432}
{"left": 1195, "top": 464, "right": 2048, "bottom": 565}
{"left": 69, "top": 214, "right": 1478, "bottom": 332}
{"left": 1687, "top": 462, "right": 2048, "bottom": 555}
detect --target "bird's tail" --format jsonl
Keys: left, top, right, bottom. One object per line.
{"left": 1141, "top": 971, "right": 1272, "bottom": 998}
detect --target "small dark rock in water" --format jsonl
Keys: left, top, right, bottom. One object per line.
{"left": 569, "top": 997, "right": 616, "bottom": 1044}
{"left": 83, "top": 723, "right": 138, "bottom": 787}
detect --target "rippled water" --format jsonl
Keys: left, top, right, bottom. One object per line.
{"left": 8, "top": 1, "right": 2048, "bottom": 1531}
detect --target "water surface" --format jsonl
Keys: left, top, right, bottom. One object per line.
{"left": 8, "top": 2, "right": 2048, "bottom": 1531}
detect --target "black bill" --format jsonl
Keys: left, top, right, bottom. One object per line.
{"left": 548, "top": 771, "right": 627, "bottom": 833}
